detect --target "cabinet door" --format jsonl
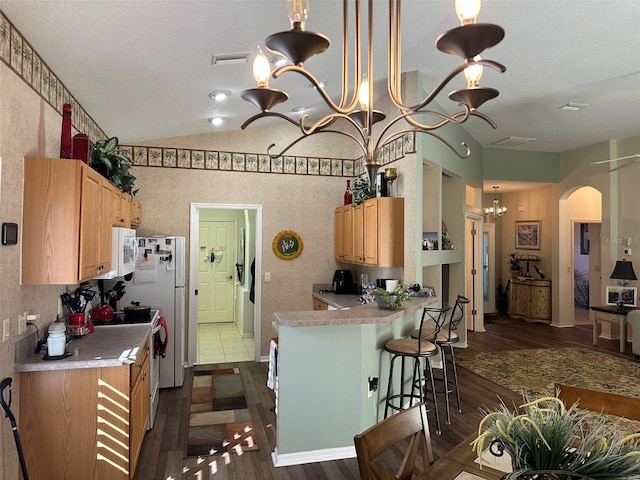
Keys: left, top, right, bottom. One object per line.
{"left": 529, "top": 283, "right": 551, "bottom": 320}
{"left": 130, "top": 343, "right": 150, "bottom": 476}
{"left": 122, "top": 193, "right": 132, "bottom": 228}
{"left": 363, "top": 200, "right": 378, "bottom": 265}
{"left": 352, "top": 204, "right": 364, "bottom": 264}
{"left": 99, "top": 181, "right": 114, "bottom": 272}
{"left": 113, "top": 189, "right": 125, "bottom": 226}
{"left": 131, "top": 199, "right": 142, "bottom": 227}
{"left": 512, "top": 281, "right": 530, "bottom": 317}
{"left": 79, "top": 167, "right": 103, "bottom": 280}
{"left": 334, "top": 207, "right": 344, "bottom": 261}
{"left": 375, "top": 198, "right": 404, "bottom": 267}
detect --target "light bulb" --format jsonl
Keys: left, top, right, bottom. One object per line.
{"left": 253, "top": 46, "right": 271, "bottom": 88}
{"left": 358, "top": 75, "right": 370, "bottom": 110}
{"left": 455, "top": 0, "right": 481, "bottom": 25}
{"left": 287, "top": 0, "right": 309, "bottom": 30}
{"left": 464, "top": 55, "right": 483, "bottom": 87}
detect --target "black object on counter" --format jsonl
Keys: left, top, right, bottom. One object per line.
{"left": 333, "top": 270, "right": 354, "bottom": 294}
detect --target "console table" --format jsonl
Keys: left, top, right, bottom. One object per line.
{"left": 590, "top": 305, "right": 638, "bottom": 353}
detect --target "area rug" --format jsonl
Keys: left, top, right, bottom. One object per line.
{"left": 456, "top": 346, "right": 640, "bottom": 399}
{"left": 186, "top": 367, "right": 259, "bottom": 457}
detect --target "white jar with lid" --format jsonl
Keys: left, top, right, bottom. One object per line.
{"left": 47, "top": 322, "right": 67, "bottom": 356}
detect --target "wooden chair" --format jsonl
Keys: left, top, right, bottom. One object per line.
{"left": 354, "top": 403, "right": 434, "bottom": 480}
{"left": 555, "top": 382, "right": 640, "bottom": 422}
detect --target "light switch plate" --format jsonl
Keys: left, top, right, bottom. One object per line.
{"left": 2, "top": 318, "right": 9, "bottom": 342}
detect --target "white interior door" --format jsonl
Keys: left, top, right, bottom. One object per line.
{"left": 465, "top": 214, "right": 485, "bottom": 332}
{"left": 198, "top": 220, "right": 236, "bottom": 323}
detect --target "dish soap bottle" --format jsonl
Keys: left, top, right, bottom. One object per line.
{"left": 343, "top": 180, "right": 353, "bottom": 205}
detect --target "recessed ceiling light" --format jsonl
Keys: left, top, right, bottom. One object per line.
{"left": 208, "top": 116, "right": 223, "bottom": 126}
{"left": 292, "top": 106, "right": 307, "bottom": 113}
{"left": 271, "top": 55, "right": 288, "bottom": 67}
{"left": 559, "top": 103, "right": 589, "bottom": 111}
{"left": 209, "top": 90, "right": 231, "bottom": 101}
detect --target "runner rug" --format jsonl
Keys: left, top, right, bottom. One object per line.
{"left": 186, "top": 366, "right": 259, "bottom": 457}
{"left": 456, "top": 346, "right": 640, "bottom": 399}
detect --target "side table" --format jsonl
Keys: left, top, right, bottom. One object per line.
{"left": 590, "top": 305, "right": 638, "bottom": 353}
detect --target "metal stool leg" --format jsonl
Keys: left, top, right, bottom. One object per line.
{"left": 440, "top": 346, "right": 451, "bottom": 424}
{"left": 422, "top": 356, "right": 441, "bottom": 435}
{"left": 449, "top": 345, "right": 462, "bottom": 413}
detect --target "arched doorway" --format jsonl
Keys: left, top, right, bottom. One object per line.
{"left": 557, "top": 186, "right": 602, "bottom": 327}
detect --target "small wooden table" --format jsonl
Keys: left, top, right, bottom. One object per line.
{"left": 590, "top": 305, "right": 638, "bottom": 353}
{"left": 421, "top": 434, "right": 505, "bottom": 480}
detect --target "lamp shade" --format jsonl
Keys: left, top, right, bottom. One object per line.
{"left": 610, "top": 259, "right": 637, "bottom": 285}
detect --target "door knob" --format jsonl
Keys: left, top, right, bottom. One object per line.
{"left": 227, "top": 275, "right": 233, "bottom": 280}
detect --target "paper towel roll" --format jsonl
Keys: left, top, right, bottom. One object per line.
{"left": 385, "top": 280, "right": 399, "bottom": 292}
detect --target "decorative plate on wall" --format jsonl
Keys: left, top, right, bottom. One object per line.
{"left": 272, "top": 230, "right": 303, "bottom": 260}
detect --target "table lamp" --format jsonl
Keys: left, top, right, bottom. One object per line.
{"left": 610, "top": 259, "right": 637, "bottom": 309}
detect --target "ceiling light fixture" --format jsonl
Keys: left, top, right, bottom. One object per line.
{"left": 292, "top": 106, "right": 307, "bottom": 113}
{"left": 209, "top": 90, "right": 231, "bottom": 101}
{"left": 208, "top": 116, "right": 223, "bottom": 126}
{"left": 560, "top": 103, "right": 589, "bottom": 111}
{"left": 240, "top": 0, "right": 505, "bottom": 187}
{"left": 485, "top": 186, "right": 507, "bottom": 218}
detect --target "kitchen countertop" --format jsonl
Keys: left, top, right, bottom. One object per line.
{"left": 274, "top": 291, "right": 438, "bottom": 328}
{"left": 15, "top": 324, "right": 151, "bottom": 372}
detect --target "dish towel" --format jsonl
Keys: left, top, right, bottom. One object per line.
{"left": 267, "top": 338, "right": 277, "bottom": 390}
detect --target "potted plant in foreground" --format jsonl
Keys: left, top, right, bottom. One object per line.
{"left": 472, "top": 393, "right": 640, "bottom": 479}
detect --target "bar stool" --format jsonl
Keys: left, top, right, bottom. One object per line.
{"left": 434, "top": 295, "right": 469, "bottom": 424}
{"left": 383, "top": 308, "right": 443, "bottom": 435}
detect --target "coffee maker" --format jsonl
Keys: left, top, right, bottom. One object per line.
{"left": 333, "top": 270, "right": 354, "bottom": 294}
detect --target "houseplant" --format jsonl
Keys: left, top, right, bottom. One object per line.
{"left": 90, "top": 136, "right": 137, "bottom": 194}
{"left": 372, "top": 285, "right": 412, "bottom": 310}
{"left": 507, "top": 253, "right": 522, "bottom": 276}
{"left": 471, "top": 393, "right": 640, "bottom": 479}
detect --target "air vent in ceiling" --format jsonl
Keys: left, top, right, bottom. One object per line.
{"left": 211, "top": 53, "right": 250, "bottom": 66}
{"left": 490, "top": 136, "right": 536, "bottom": 147}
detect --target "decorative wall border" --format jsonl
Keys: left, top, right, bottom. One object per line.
{"left": 0, "top": 10, "right": 107, "bottom": 144}
{"left": 123, "top": 132, "right": 416, "bottom": 177}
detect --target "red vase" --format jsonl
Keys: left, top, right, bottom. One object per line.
{"left": 60, "top": 103, "right": 72, "bottom": 158}
{"left": 344, "top": 180, "right": 353, "bottom": 205}
{"left": 72, "top": 133, "right": 90, "bottom": 164}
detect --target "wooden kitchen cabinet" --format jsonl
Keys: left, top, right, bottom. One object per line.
{"left": 334, "top": 205, "right": 353, "bottom": 262}
{"left": 19, "top": 335, "right": 150, "bottom": 480}
{"left": 313, "top": 297, "right": 329, "bottom": 310}
{"left": 509, "top": 278, "right": 552, "bottom": 323}
{"left": 130, "top": 198, "right": 142, "bottom": 227}
{"left": 23, "top": 157, "right": 112, "bottom": 284}
{"left": 336, "top": 197, "right": 404, "bottom": 267}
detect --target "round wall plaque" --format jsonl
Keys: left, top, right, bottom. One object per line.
{"left": 272, "top": 230, "right": 303, "bottom": 260}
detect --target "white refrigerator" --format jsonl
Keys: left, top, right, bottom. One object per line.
{"left": 121, "top": 236, "right": 185, "bottom": 388}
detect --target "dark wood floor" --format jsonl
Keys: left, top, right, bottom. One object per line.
{"left": 133, "top": 316, "right": 636, "bottom": 480}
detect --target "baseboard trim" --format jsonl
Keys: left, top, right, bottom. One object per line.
{"left": 271, "top": 446, "right": 357, "bottom": 467}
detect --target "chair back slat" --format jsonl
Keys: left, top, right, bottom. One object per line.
{"left": 354, "top": 403, "right": 433, "bottom": 480}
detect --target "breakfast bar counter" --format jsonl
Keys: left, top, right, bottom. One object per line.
{"left": 272, "top": 294, "right": 439, "bottom": 467}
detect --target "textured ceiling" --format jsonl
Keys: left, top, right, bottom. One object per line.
{"left": 2, "top": 0, "right": 639, "bottom": 163}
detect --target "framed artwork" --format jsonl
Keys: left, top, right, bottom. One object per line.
{"left": 272, "top": 230, "right": 303, "bottom": 260}
{"left": 422, "top": 232, "right": 438, "bottom": 250}
{"left": 580, "top": 223, "right": 589, "bottom": 255}
{"left": 605, "top": 286, "right": 637, "bottom": 307}
{"left": 515, "top": 221, "right": 541, "bottom": 250}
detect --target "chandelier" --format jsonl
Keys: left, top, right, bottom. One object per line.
{"left": 240, "top": 0, "right": 505, "bottom": 187}
{"left": 485, "top": 185, "right": 507, "bottom": 218}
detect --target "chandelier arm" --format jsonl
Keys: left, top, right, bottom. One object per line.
{"left": 336, "top": 0, "right": 361, "bottom": 110}
{"left": 388, "top": 0, "right": 403, "bottom": 106}
{"left": 299, "top": 112, "right": 365, "bottom": 143}
{"left": 469, "top": 110, "right": 498, "bottom": 129}
{"left": 273, "top": 64, "right": 359, "bottom": 114}
{"left": 397, "top": 108, "right": 471, "bottom": 133}
{"left": 265, "top": 129, "right": 367, "bottom": 160}
{"left": 240, "top": 110, "right": 301, "bottom": 130}
{"left": 390, "top": 58, "right": 505, "bottom": 112}
{"left": 417, "top": 131, "right": 471, "bottom": 159}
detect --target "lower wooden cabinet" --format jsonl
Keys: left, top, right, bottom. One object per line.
{"left": 19, "top": 336, "right": 150, "bottom": 479}
{"left": 509, "top": 278, "right": 552, "bottom": 323}
{"left": 313, "top": 297, "right": 329, "bottom": 310}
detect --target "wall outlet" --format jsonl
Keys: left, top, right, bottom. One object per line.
{"left": 264, "top": 272, "right": 271, "bottom": 282}
{"left": 18, "top": 312, "right": 28, "bottom": 334}
{"left": 2, "top": 318, "right": 9, "bottom": 342}
{"left": 367, "top": 377, "right": 378, "bottom": 398}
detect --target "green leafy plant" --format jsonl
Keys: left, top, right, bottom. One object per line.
{"left": 90, "top": 137, "right": 137, "bottom": 194}
{"left": 372, "top": 286, "right": 412, "bottom": 310}
{"left": 352, "top": 176, "right": 375, "bottom": 205}
{"left": 508, "top": 253, "right": 522, "bottom": 272}
{"left": 472, "top": 393, "right": 640, "bottom": 479}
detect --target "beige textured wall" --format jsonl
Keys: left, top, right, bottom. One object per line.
{"left": 0, "top": 63, "right": 74, "bottom": 480}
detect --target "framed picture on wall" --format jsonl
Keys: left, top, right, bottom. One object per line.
{"left": 605, "top": 286, "right": 637, "bottom": 307}
{"left": 515, "top": 221, "right": 541, "bottom": 250}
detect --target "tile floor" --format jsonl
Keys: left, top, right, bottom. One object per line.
{"left": 196, "top": 322, "right": 254, "bottom": 364}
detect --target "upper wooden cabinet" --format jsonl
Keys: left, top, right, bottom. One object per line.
{"left": 22, "top": 157, "right": 113, "bottom": 284}
{"left": 334, "top": 197, "right": 404, "bottom": 268}
{"left": 334, "top": 205, "right": 353, "bottom": 262}
{"left": 130, "top": 198, "right": 142, "bottom": 227}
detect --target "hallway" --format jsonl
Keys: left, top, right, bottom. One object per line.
{"left": 196, "top": 322, "right": 254, "bottom": 363}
